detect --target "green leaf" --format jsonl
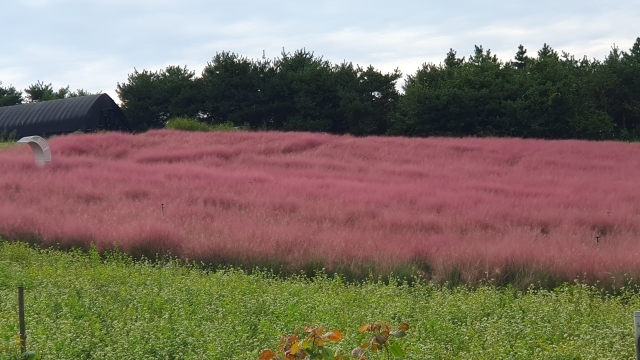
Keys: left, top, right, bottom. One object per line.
{"left": 390, "top": 330, "right": 406, "bottom": 338}
{"left": 321, "top": 346, "right": 335, "bottom": 360}
{"left": 388, "top": 342, "right": 406, "bottom": 358}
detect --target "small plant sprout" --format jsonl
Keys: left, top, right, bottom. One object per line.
{"left": 352, "top": 322, "right": 409, "bottom": 359}
{"left": 259, "top": 326, "right": 345, "bottom": 360}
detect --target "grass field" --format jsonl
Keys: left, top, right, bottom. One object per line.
{"left": 2, "top": 130, "right": 640, "bottom": 287}
{"left": 0, "top": 241, "right": 638, "bottom": 359}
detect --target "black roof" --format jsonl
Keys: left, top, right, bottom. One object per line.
{"left": 0, "top": 94, "right": 129, "bottom": 138}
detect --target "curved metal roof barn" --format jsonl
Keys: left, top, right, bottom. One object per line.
{"left": 0, "top": 94, "right": 129, "bottom": 138}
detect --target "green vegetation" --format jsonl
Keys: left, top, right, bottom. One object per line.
{"left": 0, "top": 82, "right": 22, "bottom": 107}
{"left": 210, "top": 121, "right": 241, "bottom": 132}
{"left": 0, "top": 240, "right": 638, "bottom": 359}
{"left": 111, "top": 39, "right": 640, "bottom": 140}
{"left": 0, "top": 141, "right": 15, "bottom": 150}
{"left": 0, "top": 80, "right": 94, "bottom": 105}
{"left": 165, "top": 117, "right": 213, "bottom": 132}
{"left": 259, "top": 326, "right": 346, "bottom": 360}
{"left": 0, "top": 129, "right": 17, "bottom": 150}
{"left": 165, "top": 117, "right": 240, "bottom": 132}
{"left": 21, "top": 81, "right": 94, "bottom": 103}
{"left": 116, "top": 51, "right": 401, "bottom": 133}
{"left": 0, "top": 129, "right": 16, "bottom": 143}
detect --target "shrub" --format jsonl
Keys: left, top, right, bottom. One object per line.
{"left": 210, "top": 121, "right": 237, "bottom": 132}
{"left": 165, "top": 117, "right": 210, "bottom": 132}
{"left": 165, "top": 118, "right": 243, "bottom": 132}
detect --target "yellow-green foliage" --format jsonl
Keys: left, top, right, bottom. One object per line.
{"left": 209, "top": 121, "right": 237, "bottom": 132}
{"left": 0, "top": 141, "right": 15, "bottom": 150}
{"left": 165, "top": 117, "right": 239, "bottom": 132}
{"left": 165, "top": 117, "right": 211, "bottom": 132}
{"left": 0, "top": 241, "right": 638, "bottom": 359}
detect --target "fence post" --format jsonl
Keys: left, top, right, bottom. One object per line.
{"left": 635, "top": 311, "right": 640, "bottom": 360}
{"left": 18, "top": 286, "right": 26, "bottom": 354}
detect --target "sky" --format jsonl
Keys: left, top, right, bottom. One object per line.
{"left": 1, "top": 0, "right": 639, "bottom": 102}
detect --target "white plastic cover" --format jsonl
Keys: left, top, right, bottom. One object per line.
{"left": 17, "top": 136, "right": 51, "bottom": 168}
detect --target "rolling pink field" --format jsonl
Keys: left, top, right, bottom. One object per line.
{"left": 1, "top": 130, "right": 640, "bottom": 286}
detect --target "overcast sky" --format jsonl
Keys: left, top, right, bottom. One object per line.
{"left": 1, "top": 0, "right": 639, "bottom": 102}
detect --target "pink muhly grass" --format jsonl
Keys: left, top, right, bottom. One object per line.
{"left": 1, "top": 130, "right": 640, "bottom": 287}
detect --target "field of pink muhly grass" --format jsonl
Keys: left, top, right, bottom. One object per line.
{"left": 1, "top": 130, "right": 640, "bottom": 286}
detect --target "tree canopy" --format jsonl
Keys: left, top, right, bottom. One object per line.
{"left": 391, "top": 38, "right": 640, "bottom": 140}
{"left": 0, "top": 82, "right": 22, "bottom": 107}
{"left": 4, "top": 37, "right": 640, "bottom": 141}
{"left": 116, "top": 49, "right": 402, "bottom": 135}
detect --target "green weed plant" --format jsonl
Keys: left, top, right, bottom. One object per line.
{"left": 259, "top": 322, "right": 410, "bottom": 360}
{"left": 259, "top": 326, "right": 345, "bottom": 360}
{"left": 352, "top": 322, "right": 409, "bottom": 359}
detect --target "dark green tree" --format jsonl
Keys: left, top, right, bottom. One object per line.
{"left": 0, "top": 82, "right": 23, "bottom": 107}
{"left": 270, "top": 49, "right": 339, "bottom": 132}
{"left": 513, "top": 44, "right": 529, "bottom": 70}
{"left": 509, "top": 44, "right": 575, "bottom": 138}
{"left": 334, "top": 64, "right": 401, "bottom": 135}
{"left": 392, "top": 46, "right": 518, "bottom": 137}
{"left": 443, "top": 48, "right": 464, "bottom": 69}
{"left": 117, "top": 65, "right": 198, "bottom": 131}
{"left": 390, "top": 60, "right": 461, "bottom": 136}
{"left": 198, "top": 49, "right": 400, "bottom": 134}
{"left": 198, "top": 52, "right": 270, "bottom": 128}
{"left": 621, "top": 38, "right": 640, "bottom": 134}
{"left": 601, "top": 37, "right": 640, "bottom": 137}
{"left": 24, "top": 81, "right": 69, "bottom": 102}
{"left": 68, "top": 89, "right": 97, "bottom": 97}
{"left": 564, "top": 53, "right": 615, "bottom": 139}
{"left": 111, "top": 42, "right": 640, "bottom": 140}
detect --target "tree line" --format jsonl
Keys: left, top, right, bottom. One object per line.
{"left": 115, "top": 50, "right": 402, "bottom": 135}
{"left": 2, "top": 38, "right": 639, "bottom": 140}
{"left": 393, "top": 41, "right": 640, "bottom": 140}
{"left": 0, "top": 80, "right": 95, "bottom": 106}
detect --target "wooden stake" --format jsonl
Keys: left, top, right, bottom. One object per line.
{"left": 635, "top": 311, "right": 640, "bottom": 360}
{"left": 18, "top": 286, "right": 26, "bottom": 354}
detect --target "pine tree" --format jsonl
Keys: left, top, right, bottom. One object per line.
{"left": 24, "top": 81, "right": 69, "bottom": 103}
{"left": 0, "top": 82, "right": 23, "bottom": 107}
{"left": 514, "top": 44, "right": 529, "bottom": 69}
{"left": 537, "top": 43, "right": 559, "bottom": 60}
{"left": 443, "top": 48, "right": 464, "bottom": 69}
